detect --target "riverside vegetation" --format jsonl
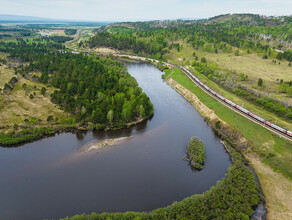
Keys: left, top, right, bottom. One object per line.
{"left": 0, "top": 39, "right": 153, "bottom": 145}
{"left": 62, "top": 142, "right": 262, "bottom": 220}
{"left": 186, "top": 136, "right": 206, "bottom": 170}
{"left": 77, "top": 14, "right": 292, "bottom": 218}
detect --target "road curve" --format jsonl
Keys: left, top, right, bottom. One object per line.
{"left": 65, "top": 29, "right": 81, "bottom": 49}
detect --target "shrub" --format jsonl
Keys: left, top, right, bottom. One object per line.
{"left": 258, "top": 78, "right": 263, "bottom": 86}
{"left": 29, "top": 94, "right": 34, "bottom": 99}
{"left": 216, "top": 120, "right": 221, "bottom": 129}
{"left": 201, "top": 57, "right": 207, "bottom": 63}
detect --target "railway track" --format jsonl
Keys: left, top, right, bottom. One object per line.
{"left": 64, "top": 38, "right": 292, "bottom": 142}
{"left": 181, "top": 67, "right": 292, "bottom": 142}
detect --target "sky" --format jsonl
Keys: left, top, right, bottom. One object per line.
{"left": 0, "top": 0, "right": 291, "bottom": 21}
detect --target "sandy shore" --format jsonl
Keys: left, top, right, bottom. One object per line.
{"left": 79, "top": 136, "right": 132, "bottom": 153}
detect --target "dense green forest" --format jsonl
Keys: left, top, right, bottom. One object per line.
{"left": 186, "top": 136, "right": 205, "bottom": 170}
{"left": 62, "top": 142, "right": 262, "bottom": 220}
{"left": 88, "top": 14, "right": 292, "bottom": 61}
{"left": 87, "top": 32, "right": 168, "bottom": 60}
{"left": 65, "top": 29, "right": 77, "bottom": 35}
{"left": 85, "top": 14, "right": 292, "bottom": 120}
{"left": 0, "top": 39, "right": 153, "bottom": 130}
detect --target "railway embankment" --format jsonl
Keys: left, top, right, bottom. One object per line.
{"left": 165, "top": 71, "right": 292, "bottom": 220}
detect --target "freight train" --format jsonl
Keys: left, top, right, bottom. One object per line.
{"left": 179, "top": 66, "right": 292, "bottom": 139}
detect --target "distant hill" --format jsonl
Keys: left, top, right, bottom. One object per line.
{"left": 0, "top": 14, "right": 112, "bottom": 25}
{"left": 104, "top": 13, "right": 292, "bottom": 31}
{"left": 0, "top": 14, "right": 59, "bottom": 23}
{"left": 205, "top": 13, "right": 292, "bottom": 27}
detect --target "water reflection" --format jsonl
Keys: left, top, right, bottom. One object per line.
{"left": 0, "top": 62, "right": 231, "bottom": 220}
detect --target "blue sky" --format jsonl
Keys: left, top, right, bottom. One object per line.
{"left": 0, "top": 0, "right": 291, "bottom": 21}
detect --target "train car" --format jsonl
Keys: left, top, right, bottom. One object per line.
{"left": 225, "top": 99, "right": 236, "bottom": 107}
{"left": 180, "top": 66, "right": 203, "bottom": 84}
{"left": 249, "top": 113, "right": 266, "bottom": 123}
{"left": 204, "top": 85, "right": 210, "bottom": 90}
{"left": 210, "top": 90, "right": 217, "bottom": 95}
{"left": 236, "top": 106, "right": 249, "bottom": 114}
{"left": 192, "top": 76, "right": 198, "bottom": 81}
{"left": 265, "top": 121, "right": 272, "bottom": 126}
{"left": 192, "top": 75, "right": 199, "bottom": 81}
{"left": 270, "top": 123, "right": 287, "bottom": 133}
{"left": 215, "top": 94, "right": 225, "bottom": 101}
{"left": 286, "top": 131, "right": 292, "bottom": 137}
{"left": 265, "top": 121, "right": 287, "bottom": 133}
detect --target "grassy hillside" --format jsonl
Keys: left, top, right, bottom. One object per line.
{"left": 165, "top": 42, "right": 292, "bottom": 130}
{"left": 0, "top": 58, "right": 67, "bottom": 132}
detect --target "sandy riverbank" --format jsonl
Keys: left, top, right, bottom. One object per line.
{"left": 79, "top": 136, "right": 133, "bottom": 153}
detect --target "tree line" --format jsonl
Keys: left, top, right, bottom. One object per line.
{"left": 87, "top": 32, "right": 168, "bottom": 60}
{"left": 90, "top": 15, "right": 292, "bottom": 62}
{"left": 0, "top": 40, "right": 154, "bottom": 129}
{"left": 64, "top": 29, "right": 77, "bottom": 35}
{"left": 61, "top": 142, "right": 262, "bottom": 220}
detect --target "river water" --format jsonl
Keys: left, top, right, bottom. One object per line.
{"left": 0, "top": 62, "right": 231, "bottom": 219}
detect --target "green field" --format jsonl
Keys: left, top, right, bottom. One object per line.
{"left": 165, "top": 43, "right": 292, "bottom": 131}
{"left": 165, "top": 67, "right": 292, "bottom": 180}
{"left": 166, "top": 41, "right": 292, "bottom": 106}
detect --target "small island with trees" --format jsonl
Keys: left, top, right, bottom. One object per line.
{"left": 186, "top": 136, "right": 206, "bottom": 170}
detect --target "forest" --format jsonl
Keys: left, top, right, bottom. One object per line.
{"left": 0, "top": 39, "right": 153, "bottom": 142}
{"left": 87, "top": 32, "right": 168, "bottom": 60}
{"left": 65, "top": 28, "right": 77, "bottom": 35}
{"left": 88, "top": 14, "right": 292, "bottom": 61}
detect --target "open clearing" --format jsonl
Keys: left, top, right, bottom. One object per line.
{"left": 165, "top": 43, "right": 292, "bottom": 131}
{"left": 167, "top": 41, "right": 291, "bottom": 82}
{"left": 0, "top": 67, "right": 67, "bottom": 130}
{"left": 166, "top": 42, "right": 292, "bottom": 105}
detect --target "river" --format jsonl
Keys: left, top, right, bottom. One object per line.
{"left": 0, "top": 62, "right": 231, "bottom": 219}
